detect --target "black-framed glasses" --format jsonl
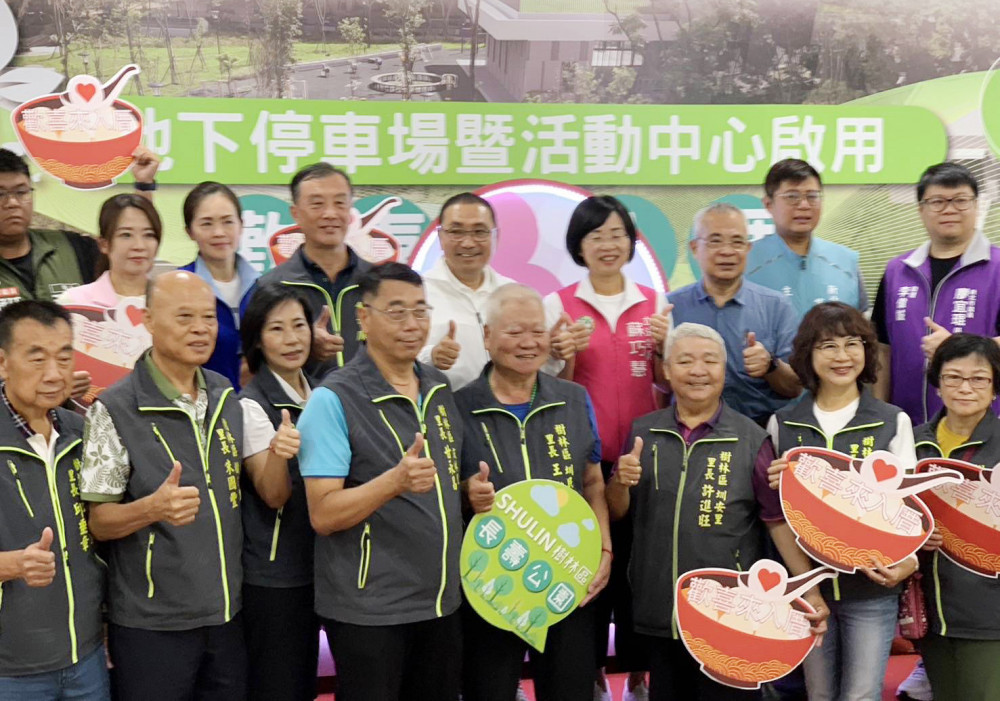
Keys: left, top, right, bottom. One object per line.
{"left": 919, "top": 195, "right": 977, "bottom": 212}
{"left": 363, "top": 304, "right": 433, "bottom": 323}
{"left": 939, "top": 373, "right": 992, "bottom": 389}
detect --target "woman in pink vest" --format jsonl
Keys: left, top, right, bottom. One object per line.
{"left": 542, "top": 195, "right": 671, "bottom": 701}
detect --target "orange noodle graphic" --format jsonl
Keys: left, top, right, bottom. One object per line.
{"left": 782, "top": 502, "right": 894, "bottom": 568}
{"left": 682, "top": 631, "right": 792, "bottom": 683}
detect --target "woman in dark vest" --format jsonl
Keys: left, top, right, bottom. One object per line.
{"left": 911, "top": 334, "right": 1000, "bottom": 701}
{"left": 238, "top": 283, "right": 316, "bottom": 701}
{"left": 767, "top": 302, "right": 916, "bottom": 701}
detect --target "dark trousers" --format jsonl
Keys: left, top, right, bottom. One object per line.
{"left": 324, "top": 612, "right": 462, "bottom": 701}
{"left": 648, "top": 637, "right": 762, "bottom": 701}
{"left": 462, "top": 601, "right": 596, "bottom": 701}
{"left": 594, "top": 484, "right": 647, "bottom": 672}
{"left": 109, "top": 615, "right": 247, "bottom": 701}
{"left": 243, "top": 584, "right": 319, "bottom": 701}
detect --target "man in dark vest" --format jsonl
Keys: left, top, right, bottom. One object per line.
{"left": 607, "top": 322, "right": 829, "bottom": 701}
{"left": 458, "top": 283, "right": 612, "bottom": 701}
{"left": 298, "top": 262, "right": 463, "bottom": 701}
{"left": 257, "top": 162, "right": 372, "bottom": 380}
{"left": 0, "top": 301, "right": 106, "bottom": 699}
{"left": 80, "top": 270, "right": 246, "bottom": 701}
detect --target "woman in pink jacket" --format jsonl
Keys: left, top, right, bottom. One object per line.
{"left": 543, "top": 195, "right": 671, "bottom": 701}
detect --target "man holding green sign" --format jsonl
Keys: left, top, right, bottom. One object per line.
{"left": 458, "top": 283, "right": 611, "bottom": 701}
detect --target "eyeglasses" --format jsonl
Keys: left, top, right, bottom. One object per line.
{"left": 581, "top": 231, "right": 630, "bottom": 245}
{"left": 363, "top": 304, "right": 432, "bottom": 323}
{"left": 939, "top": 373, "right": 992, "bottom": 389}
{"left": 697, "top": 236, "right": 751, "bottom": 251}
{"left": 919, "top": 195, "right": 977, "bottom": 212}
{"left": 438, "top": 226, "right": 494, "bottom": 242}
{"left": 775, "top": 191, "right": 822, "bottom": 206}
{"left": 0, "top": 188, "right": 34, "bottom": 204}
{"left": 813, "top": 338, "right": 866, "bottom": 358}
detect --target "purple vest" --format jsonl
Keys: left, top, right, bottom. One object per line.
{"left": 881, "top": 236, "right": 1000, "bottom": 424}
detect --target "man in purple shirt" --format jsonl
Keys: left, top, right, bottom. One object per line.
{"left": 873, "top": 162, "right": 1000, "bottom": 425}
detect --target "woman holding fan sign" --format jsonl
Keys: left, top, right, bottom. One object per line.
{"left": 910, "top": 333, "right": 1000, "bottom": 701}
{"left": 766, "top": 302, "right": 916, "bottom": 701}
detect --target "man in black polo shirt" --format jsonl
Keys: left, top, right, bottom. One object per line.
{"left": 257, "top": 162, "right": 371, "bottom": 380}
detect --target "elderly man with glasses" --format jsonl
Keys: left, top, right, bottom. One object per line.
{"left": 298, "top": 262, "right": 465, "bottom": 701}
{"left": 746, "top": 158, "right": 869, "bottom": 321}
{"left": 668, "top": 203, "right": 801, "bottom": 426}
{"left": 872, "top": 161, "right": 1000, "bottom": 426}
{"left": 417, "top": 192, "right": 515, "bottom": 390}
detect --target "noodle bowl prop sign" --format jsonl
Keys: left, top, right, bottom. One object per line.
{"left": 11, "top": 64, "right": 143, "bottom": 189}
{"left": 780, "top": 448, "right": 963, "bottom": 572}
{"left": 915, "top": 458, "right": 1000, "bottom": 578}
{"left": 64, "top": 302, "right": 149, "bottom": 404}
{"left": 675, "top": 560, "right": 837, "bottom": 689}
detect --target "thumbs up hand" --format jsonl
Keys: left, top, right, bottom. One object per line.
{"left": 394, "top": 433, "right": 437, "bottom": 494}
{"left": 312, "top": 305, "right": 345, "bottom": 362}
{"left": 649, "top": 304, "right": 674, "bottom": 345}
{"left": 467, "top": 461, "right": 495, "bottom": 514}
{"left": 615, "top": 437, "right": 644, "bottom": 487}
{"left": 549, "top": 313, "right": 576, "bottom": 361}
{"left": 20, "top": 527, "right": 56, "bottom": 587}
{"left": 922, "top": 317, "right": 951, "bottom": 361}
{"left": 153, "top": 462, "right": 201, "bottom": 526}
{"left": 743, "top": 331, "right": 773, "bottom": 378}
{"left": 431, "top": 320, "right": 462, "bottom": 370}
{"left": 270, "top": 409, "right": 301, "bottom": 460}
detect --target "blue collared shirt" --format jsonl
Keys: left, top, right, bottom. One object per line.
{"left": 745, "top": 233, "right": 868, "bottom": 322}
{"left": 668, "top": 278, "right": 798, "bottom": 421}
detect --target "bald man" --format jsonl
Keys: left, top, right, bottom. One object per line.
{"left": 81, "top": 271, "right": 247, "bottom": 701}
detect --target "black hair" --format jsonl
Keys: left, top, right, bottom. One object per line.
{"left": 437, "top": 192, "right": 496, "bottom": 228}
{"left": 927, "top": 333, "right": 1000, "bottom": 389}
{"left": 917, "top": 162, "right": 979, "bottom": 202}
{"left": 358, "top": 262, "right": 423, "bottom": 301}
{"left": 0, "top": 149, "right": 30, "bottom": 178}
{"left": 183, "top": 181, "right": 242, "bottom": 231}
{"left": 96, "top": 194, "right": 163, "bottom": 276}
{"left": 240, "top": 283, "right": 314, "bottom": 375}
{"left": 764, "top": 158, "right": 822, "bottom": 198}
{"left": 565, "top": 195, "right": 637, "bottom": 267}
{"left": 0, "top": 300, "right": 72, "bottom": 350}
{"left": 289, "top": 162, "right": 352, "bottom": 203}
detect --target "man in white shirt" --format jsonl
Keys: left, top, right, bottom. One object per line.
{"left": 419, "top": 193, "right": 517, "bottom": 390}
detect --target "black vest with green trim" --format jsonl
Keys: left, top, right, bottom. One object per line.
{"left": 914, "top": 411, "right": 1000, "bottom": 640}
{"left": 238, "top": 367, "right": 313, "bottom": 588}
{"left": 454, "top": 366, "right": 595, "bottom": 495}
{"left": 775, "top": 389, "right": 904, "bottom": 602}
{"left": 257, "top": 247, "right": 371, "bottom": 381}
{"left": 97, "top": 358, "right": 244, "bottom": 631}
{"left": 314, "top": 349, "right": 463, "bottom": 626}
{"left": 627, "top": 402, "right": 768, "bottom": 639}
{"left": 0, "top": 405, "right": 104, "bottom": 675}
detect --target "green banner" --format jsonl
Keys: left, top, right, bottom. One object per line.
{"left": 129, "top": 98, "right": 946, "bottom": 186}
{"left": 461, "top": 479, "right": 601, "bottom": 652}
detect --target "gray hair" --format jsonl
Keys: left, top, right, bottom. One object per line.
{"left": 664, "top": 322, "right": 727, "bottom": 364}
{"left": 484, "top": 283, "right": 544, "bottom": 328}
{"left": 691, "top": 202, "right": 748, "bottom": 239}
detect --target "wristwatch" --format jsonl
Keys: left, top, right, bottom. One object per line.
{"left": 765, "top": 354, "right": 779, "bottom": 375}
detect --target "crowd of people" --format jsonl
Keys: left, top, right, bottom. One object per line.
{"left": 0, "top": 146, "right": 997, "bottom": 701}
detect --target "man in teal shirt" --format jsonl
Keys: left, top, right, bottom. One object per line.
{"left": 746, "top": 158, "right": 868, "bottom": 321}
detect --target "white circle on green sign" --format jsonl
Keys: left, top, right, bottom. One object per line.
{"left": 461, "top": 479, "right": 602, "bottom": 652}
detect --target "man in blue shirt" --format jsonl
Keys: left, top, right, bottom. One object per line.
{"left": 670, "top": 203, "right": 801, "bottom": 425}
{"left": 746, "top": 159, "right": 868, "bottom": 321}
